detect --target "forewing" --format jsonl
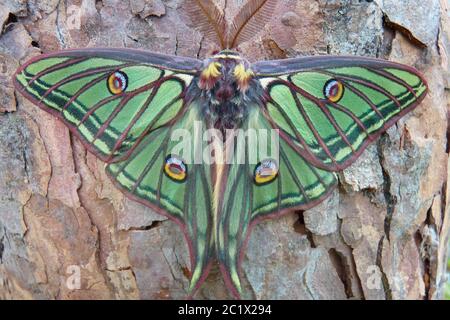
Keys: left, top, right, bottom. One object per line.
{"left": 253, "top": 56, "right": 428, "bottom": 171}
{"left": 13, "top": 48, "right": 201, "bottom": 163}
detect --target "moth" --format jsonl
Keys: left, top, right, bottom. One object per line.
{"left": 13, "top": 0, "right": 428, "bottom": 298}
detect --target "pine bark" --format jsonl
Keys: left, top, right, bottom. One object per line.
{"left": 0, "top": 0, "right": 449, "bottom": 299}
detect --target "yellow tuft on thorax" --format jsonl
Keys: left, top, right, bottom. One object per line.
{"left": 199, "top": 62, "right": 222, "bottom": 90}
{"left": 201, "top": 62, "right": 222, "bottom": 78}
{"left": 233, "top": 64, "right": 254, "bottom": 92}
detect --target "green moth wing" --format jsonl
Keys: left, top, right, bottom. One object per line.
{"left": 216, "top": 55, "right": 428, "bottom": 297}
{"left": 13, "top": 48, "right": 214, "bottom": 294}
{"left": 253, "top": 56, "right": 428, "bottom": 171}
{"left": 216, "top": 106, "right": 337, "bottom": 298}
{"left": 107, "top": 102, "right": 214, "bottom": 294}
{"left": 13, "top": 48, "right": 429, "bottom": 299}
{"left": 13, "top": 48, "right": 201, "bottom": 163}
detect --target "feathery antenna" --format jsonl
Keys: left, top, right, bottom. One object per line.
{"left": 226, "top": 0, "right": 278, "bottom": 49}
{"left": 185, "top": 0, "right": 278, "bottom": 49}
{"left": 185, "top": 0, "right": 227, "bottom": 49}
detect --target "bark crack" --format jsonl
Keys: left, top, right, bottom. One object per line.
{"left": 55, "top": 0, "right": 67, "bottom": 48}
{"left": 382, "top": 14, "right": 427, "bottom": 48}
{"left": 294, "top": 212, "right": 316, "bottom": 248}
{"left": 105, "top": 266, "right": 132, "bottom": 272}
{"left": 328, "top": 248, "right": 354, "bottom": 298}
{"left": 420, "top": 204, "right": 439, "bottom": 299}
{"left": 376, "top": 236, "right": 392, "bottom": 299}
{"left": 173, "top": 33, "right": 178, "bottom": 55}
{"left": 349, "top": 249, "right": 365, "bottom": 299}
{"left": 302, "top": 269, "right": 315, "bottom": 299}
{"left": 27, "top": 109, "right": 52, "bottom": 197}
{"left": 69, "top": 134, "right": 113, "bottom": 295}
{"left": 161, "top": 245, "right": 185, "bottom": 291}
{"left": 0, "top": 232, "right": 4, "bottom": 263}
{"left": 22, "top": 150, "right": 29, "bottom": 181}
{"left": 126, "top": 220, "right": 162, "bottom": 232}
{"left": 1, "top": 13, "right": 17, "bottom": 36}
{"left": 377, "top": 140, "right": 395, "bottom": 242}
{"left": 196, "top": 35, "right": 205, "bottom": 59}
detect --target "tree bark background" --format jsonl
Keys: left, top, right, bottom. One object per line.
{"left": 0, "top": 0, "right": 449, "bottom": 300}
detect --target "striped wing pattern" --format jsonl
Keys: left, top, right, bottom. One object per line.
{"left": 217, "top": 107, "right": 337, "bottom": 297}
{"left": 13, "top": 49, "right": 213, "bottom": 294}
{"left": 254, "top": 57, "right": 428, "bottom": 171}
{"left": 13, "top": 50, "right": 196, "bottom": 163}
{"left": 13, "top": 51, "right": 428, "bottom": 299}
{"left": 107, "top": 104, "right": 214, "bottom": 293}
